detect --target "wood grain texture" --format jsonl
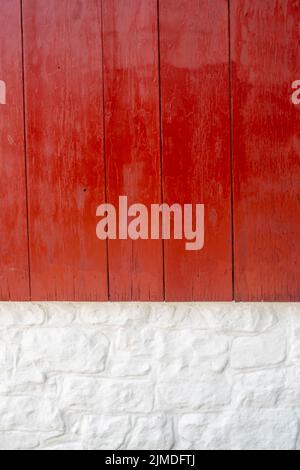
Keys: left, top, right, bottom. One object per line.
{"left": 0, "top": 0, "right": 30, "bottom": 300}
{"left": 160, "top": 0, "right": 233, "bottom": 301}
{"left": 102, "top": 0, "right": 164, "bottom": 300}
{"left": 22, "top": 0, "right": 108, "bottom": 300}
{"left": 231, "top": 0, "right": 300, "bottom": 301}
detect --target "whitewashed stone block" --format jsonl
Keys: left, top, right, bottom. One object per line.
{"left": 231, "top": 327, "right": 286, "bottom": 369}
{"left": 0, "top": 397, "right": 63, "bottom": 432}
{"left": 59, "top": 376, "right": 154, "bottom": 413}
{"left": 232, "top": 367, "right": 300, "bottom": 407}
{"left": 157, "top": 373, "right": 231, "bottom": 410}
{"left": 0, "top": 432, "right": 39, "bottom": 450}
{"left": 178, "top": 410, "right": 298, "bottom": 450}
{"left": 202, "top": 303, "right": 277, "bottom": 333}
{"left": 0, "top": 303, "right": 44, "bottom": 326}
{"left": 81, "top": 415, "right": 130, "bottom": 450}
{"left": 17, "top": 327, "right": 109, "bottom": 373}
{"left": 127, "top": 415, "right": 174, "bottom": 450}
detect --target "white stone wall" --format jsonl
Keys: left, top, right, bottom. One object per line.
{"left": 0, "top": 302, "right": 299, "bottom": 450}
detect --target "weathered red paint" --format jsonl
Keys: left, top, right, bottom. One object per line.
{"left": 0, "top": 0, "right": 299, "bottom": 302}
{"left": 160, "top": 0, "right": 233, "bottom": 300}
{"left": 102, "top": 0, "right": 164, "bottom": 301}
{"left": 0, "top": 0, "right": 30, "bottom": 300}
{"left": 22, "top": 0, "right": 108, "bottom": 300}
{"left": 231, "top": 0, "right": 300, "bottom": 301}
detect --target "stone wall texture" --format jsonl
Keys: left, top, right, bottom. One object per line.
{"left": 0, "top": 302, "right": 299, "bottom": 450}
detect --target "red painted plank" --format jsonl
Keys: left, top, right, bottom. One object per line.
{"left": 160, "top": 0, "right": 232, "bottom": 301}
{"left": 231, "top": 0, "right": 300, "bottom": 301}
{"left": 23, "top": 0, "right": 108, "bottom": 300}
{"left": 102, "top": 0, "right": 164, "bottom": 300}
{"left": 0, "top": 0, "right": 30, "bottom": 300}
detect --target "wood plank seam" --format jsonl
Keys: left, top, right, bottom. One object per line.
{"left": 157, "top": 0, "right": 166, "bottom": 301}
{"left": 20, "top": 0, "right": 32, "bottom": 300}
{"left": 100, "top": 0, "right": 111, "bottom": 301}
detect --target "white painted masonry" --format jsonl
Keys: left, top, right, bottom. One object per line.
{"left": 0, "top": 302, "right": 299, "bottom": 450}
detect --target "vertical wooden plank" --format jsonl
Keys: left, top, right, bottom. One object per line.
{"left": 102, "top": 0, "right": 164, "bottom": 300}
{"left": 232, "top": 0, "right": 300, "bottom": 301}
{"left": 160, "top": 0, "right": 232, "bottom": 301}
{"left": 0, "top": 0, "right": 30, "bottom": 300}
{"left": 23, "top": 0, "right": 108, "bottom": 300}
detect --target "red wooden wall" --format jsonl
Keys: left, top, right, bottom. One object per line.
{"left": 0, "top": 0, "right": 299, "bottom": 302}
{"left": 231, "top": 0, "right": 300, "bottom": 301}
{"left": 0, "top": 0, "right": 30, "bottom": 300}
{"left": 23, "top": 0, "right": 108, "bottom": 301}
{"left": 102, "top": 0, "right": 164, "bottom": 301}
{"left": 160, "top": 0, "right": 232, "bottom": 301}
